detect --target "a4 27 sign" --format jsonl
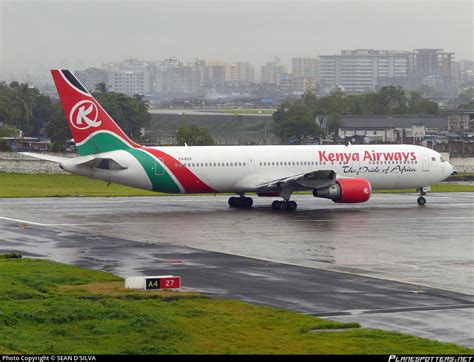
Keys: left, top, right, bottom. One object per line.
{"left": 145, "top": 276, "right": 181, "bottom": 290}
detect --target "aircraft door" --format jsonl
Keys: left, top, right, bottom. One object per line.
{"left": 154, "top": 158, "right": 165, "bottom": 176}
{"left": 248, "top": 158, "right": 255, "bottom": 173}
{"left": 422, "top": 155, "right": 430, "bottom": 172}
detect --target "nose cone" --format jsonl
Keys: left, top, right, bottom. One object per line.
{"left": 445, "top": 162, "right": 454, "bottom": 179}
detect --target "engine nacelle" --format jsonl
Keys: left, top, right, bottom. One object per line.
{"left": 313, "top": 178, "right": 371, "bottom": 203}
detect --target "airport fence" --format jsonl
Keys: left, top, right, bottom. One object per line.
{"left": 0, "top": 152, "right": 73, "bottom": 174}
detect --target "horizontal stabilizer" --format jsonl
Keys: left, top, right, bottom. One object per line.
{"left": 20, "top": 152, "right": 67, "bottom": 163}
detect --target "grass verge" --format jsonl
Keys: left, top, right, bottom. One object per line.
{"left": 1, "top": 173, "right": 473, "bottom": 198}
{"left": 0, "top": 256, "right": 472, "bottom": 354}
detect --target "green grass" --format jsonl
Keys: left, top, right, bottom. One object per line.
{"left": 0, "top": 173, "right": 160, "bottom": 198}
{"left": 0, "top": 257, "right": 471, "bottom": 354}
{"left": 212, "top": 109, "right": 275, "bottom": 115}
{"left": 0, "top": 172, "right": 473, "bottom": 198}
{"left": 375, "top": 183, "right": 474, "bottom": 193}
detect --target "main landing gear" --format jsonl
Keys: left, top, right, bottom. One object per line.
{"left": 416, "top": 187, "right": 427, "bottom": 206}
{"left": 228, "top": 195, "right": 253, "bottom": 208}
{"left": 271, "top": 200, "right": 297, "bottom": 211}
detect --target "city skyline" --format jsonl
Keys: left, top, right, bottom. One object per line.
{"left": 0, "top": 1, "right": 472, "bottom": 79}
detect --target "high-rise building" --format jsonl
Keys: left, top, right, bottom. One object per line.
{"left": 155, "top": 57, "right": 199, "bottom": 94}
{"left": 261, "top": 57, "right": 287, "bottom": 85}
{"left": 409, "top": 49, "right": 455, "bottom": 90}
{"left": 318, "top": 49, "right": 410, "bottom": 95}
{"left": 205, "top": 61, "right": 255, "bottom": 84}
{"left": 104, "top": 59, "right": 152, "bottom": 95}
{"left": 75, "top": 67, "right": 108, "bottom": 92}
{"left": 235, "top": 62, "right": 255, "bottom": 83}
{"left": 292, "top": 57, "right": 319, "bottom": 78}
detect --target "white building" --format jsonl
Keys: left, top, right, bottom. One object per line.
{"left": 104, "top": 59, "right": 152, "bottom": 95}
{"left": 319, "top": 49, "right": 410, "bottom": 95}
{"left": 261, "top": 57, "right": 287, "bottom": 85}
{"left": 292, "top": 57, "right": 318, "bottom": 78}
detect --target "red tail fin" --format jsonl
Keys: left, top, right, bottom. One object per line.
{"left": 51, "top": 69, "right": 139, "bottom": 149}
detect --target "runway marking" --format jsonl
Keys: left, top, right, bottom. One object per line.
{"left": 0, "top": 215, "right": 473, "bottom": 227}
{"left": 0, "top": 216, "right": 47, "bottom": 226}
{"left": 312, "top": 303, "right": 474, "bottom": 317}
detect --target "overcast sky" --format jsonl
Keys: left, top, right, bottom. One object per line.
{"left": 0, "top": 0, "right": 472, "bottom": 78}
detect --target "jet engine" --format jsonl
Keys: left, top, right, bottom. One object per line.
{"left": 313, "top": 178, "right": 371, "bottom": 203}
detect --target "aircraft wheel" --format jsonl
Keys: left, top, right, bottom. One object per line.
{"left": 234, "top": 197, "right": 244, "bottom": 207}
{"left": 279, "top": 201, "right": 288, "bottom": 211}
{"left": 244, "top": 197, "right": 253, "bottom": 208}
{"left": 417, "top": 196, "right": 426, "bottom": 206}
{"left": 288, "top": 201, "right": 297, "bottom": 211}
{"left": 228, "top": 197, "right": 237, "bottom": 207}
{"left": 271, "top": 201, "right": 280, "bottom": 210}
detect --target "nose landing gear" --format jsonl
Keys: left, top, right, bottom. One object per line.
{"left": 416, "top": 187, "right": 428, "bottom": 206}
{"left": 417, "top": 196, "right": 426, "bottom": 206}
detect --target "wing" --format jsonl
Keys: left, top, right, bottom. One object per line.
{"left": 257, "top": 170, "right": 336, "bottom": 193}
{"left": 74, "top": 157, "right": 128, "bottom": 170}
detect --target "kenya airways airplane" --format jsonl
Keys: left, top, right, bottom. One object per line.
{"left": 25, "top": 70, "right": 455, "bottom": 210}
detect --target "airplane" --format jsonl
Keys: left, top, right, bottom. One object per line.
{"left": 24, "top": 70, "right": 455, "bottom": 210}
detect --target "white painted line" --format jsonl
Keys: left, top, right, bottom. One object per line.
{"left": 1, "top": 215, "right": 473, "bottom": 227}
{"left": 0, "top": 216, "right": 47, "bottom": 226}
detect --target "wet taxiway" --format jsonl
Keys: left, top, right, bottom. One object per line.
{"left": 0, "top": 193, "right": 473, "bottom": 346}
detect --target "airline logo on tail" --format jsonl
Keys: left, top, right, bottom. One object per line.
{"left": 70, "top": 100, "right": 102, "bottom": 130}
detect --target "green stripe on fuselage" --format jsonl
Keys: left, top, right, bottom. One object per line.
{"left": 126, "top": 148, "right": 181, "bottom": 193}
{"left": 76, "top": 132, "right": 130, "bottom": 156}
{"left": 76, "top": 132, "right": 181, "bottom": 194}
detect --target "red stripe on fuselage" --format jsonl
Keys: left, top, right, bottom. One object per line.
{"left": 142, "top": 147, "right": 215, "bottom": 193}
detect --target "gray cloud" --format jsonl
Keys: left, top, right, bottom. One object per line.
{"left": 1, "top": 1, "right": 472, "bottom": 78}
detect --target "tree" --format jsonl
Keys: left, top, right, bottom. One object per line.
{"left": 327, "top": 112, "right": 341, "bottom": 139}
{"left": 272, "top": 101, "right": 324, "bottom": 144}
{"left": 374, "top": 86, "right": 407, "bottom": 114}
{"left": 408, "top": 91, "right": 439, "bottom": 114}
{"left": 0, "top": 139, "right": 11, "bottom": 151}
{"left": 95, "top": 82, "right": 108, "bottom": 93}
{"left": 175, "top": 125, "right": 215, "bottom": 145}
{"left": 456, "top": 88, "right": 474, "bottom": 109}
{"left": 45, "top": 101, "right": 70, "bottom": 152}
{"left": 93, "top": 92, "right": 151, "bottom": 140}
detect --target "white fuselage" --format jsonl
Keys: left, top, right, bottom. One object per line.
{"left": 62, "top": 144, "right": 453, "bottom": 194}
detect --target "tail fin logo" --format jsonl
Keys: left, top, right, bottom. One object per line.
{"left": 69, "top": 100, "right": 102, "bottom": 130}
